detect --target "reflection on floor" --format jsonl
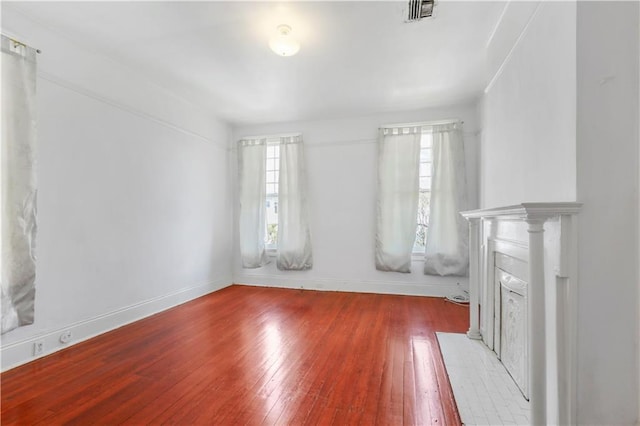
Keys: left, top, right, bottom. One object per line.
{"left": 437, "top": 332, "right": 530, "bottom": 426}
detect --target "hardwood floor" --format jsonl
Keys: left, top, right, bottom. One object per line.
{"left": 1, "top": 285, "right": 469, "bottom": 425}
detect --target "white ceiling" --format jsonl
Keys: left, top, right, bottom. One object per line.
{"left": 8, "top": 1, "right": 506, "bottom": 126}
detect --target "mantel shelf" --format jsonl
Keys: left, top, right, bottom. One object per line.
{"left": 461, "top": 202, "right": 582, "bottom": 220}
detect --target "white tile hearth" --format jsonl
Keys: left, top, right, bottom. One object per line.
{"left": 437, "top": 332, "right": 530, "bottom": 426}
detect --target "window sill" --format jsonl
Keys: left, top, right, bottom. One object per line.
{"left": 266, "top": 249, "right": 277, "bottom": 258}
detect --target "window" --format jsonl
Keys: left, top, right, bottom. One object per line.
{"left": 265, "top": 143, "right": 280, "bottom": 250}
{"left": 413, "top": 132, "right": 432, "bottom": 253}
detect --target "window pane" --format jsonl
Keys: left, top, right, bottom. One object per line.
{"left": 419, "top": 163, "right": 431, "bottom": 177}
{"left": 415, "top": 134, "right": 433, "bottom": 253}
{"left": 415, "top": 225, "right": 427, "bottom": 249}
{"left": 265, "top": 143, "right": 280, "bottom": 248}
{"left": 266, "top": 196, "right": 278, "bottom": 224}
{"left": 414, "top": 191, "right": 431, "bottom": 252}
{"left": 420, "top": 177, "right": 431, "bottom": 190}
{"left": 265, "top": 224, "right": 278, "bottom": 247}
{"left": 266, "top": 171, "right": 276, "bottom": 184}
{"left": 266, "top": 158, "right": 275, "bottom": 172}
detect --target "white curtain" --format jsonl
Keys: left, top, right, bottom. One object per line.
{"left": 1, "top": 35, "right": 38, "bottom": 334}
{"left": 238, "top": 138, "right": 267, "bottom": 268}
{"left": 277, "top": 135, "right": 312, "bottom": 270}
{"left": 375, "top": 128, "right": 421, "bottom": 272}
{"left": 424, "top": 123, "right": 469, "bottom": 276}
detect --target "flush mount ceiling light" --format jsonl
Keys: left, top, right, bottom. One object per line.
{"left": 269, "top": 24, "right": 300, "bottom": 57}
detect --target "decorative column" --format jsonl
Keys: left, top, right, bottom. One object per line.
{"left": 466, "top": 217, "right": 482, "bottom": 340}
{"left": 526, "top": 217, "right": 547, "bottom": 426}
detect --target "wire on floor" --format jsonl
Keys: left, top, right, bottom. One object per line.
{"left": 444, "top": 283, "right": 469, "bottom": 306}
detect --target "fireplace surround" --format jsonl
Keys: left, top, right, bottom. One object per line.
{"left": 461, "top": 203, "right": 581, "bottom": 425}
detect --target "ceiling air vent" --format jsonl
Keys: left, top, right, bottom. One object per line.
{"left": 407, "top": 0, "right": 435, "bottom": 22}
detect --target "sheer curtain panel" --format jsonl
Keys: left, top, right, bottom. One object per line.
{"left": 277, "top": 135, "right": 312, "bottom": 270}
{"left": 424, "top": 123, "right": 469, "bottom": 276}
{"left": 1, "top": 35, "right": 38, "bottom": 334}
{"left": 375, "top": 128, "right": 421, "bottom": 272}
{"left": 238, "top": 138, "right": 267, "bottom": 268}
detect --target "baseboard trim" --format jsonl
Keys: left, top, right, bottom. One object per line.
{"left": 1, "top": 277, "right": 232, "bottom": 372}
{"left": 234, "top": 274, "right": 466, "bottom": 298}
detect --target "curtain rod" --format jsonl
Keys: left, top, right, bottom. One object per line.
{"left": 239, "top": 132, "right": 302, "bottom": 140}
{"left": 380, "top": 119, "right": 462, "bottom": 129}
{"left": 2, "top": 34, "right": 41, "bottom": 54}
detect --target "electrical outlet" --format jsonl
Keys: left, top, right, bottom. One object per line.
{"left": 60, "top": 330, "right": 72, "bottom": 344}
{"left": 33, "top": 341, "right": 44, "bottom": 356}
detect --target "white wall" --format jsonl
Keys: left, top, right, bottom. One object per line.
{"left": 1, "top": 7, "right": 233, "bottom": 370}
{"left": 481, "top": 1, "right": 576, "bottom": 208}
{"left": 231, "top": 104, "right": 479, "bottom": 297}
{"left": 576, "top": 2, "right": 639, "bottom": 424}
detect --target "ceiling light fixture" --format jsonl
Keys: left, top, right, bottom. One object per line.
{"left": 269, "top": 24, "right": 300, "bottom": 57}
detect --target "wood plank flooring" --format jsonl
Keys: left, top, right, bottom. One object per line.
{"left": 1, "top": 285, "right": 469, "bottom": 425}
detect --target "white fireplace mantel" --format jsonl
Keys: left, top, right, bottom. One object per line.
{"left": 461, "top": 202, "right": 582, "bottom": 220}
{"left": 461, "top": 202, "right": 582, "bottom": 426}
